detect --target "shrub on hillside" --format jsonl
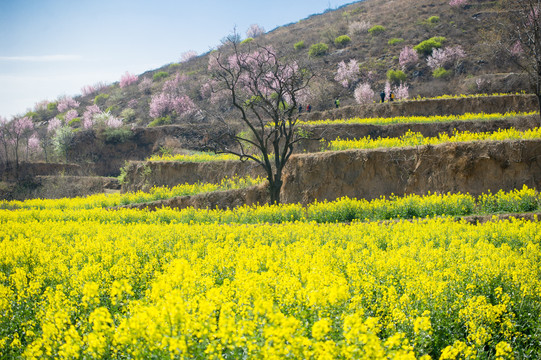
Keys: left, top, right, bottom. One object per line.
{"left": 427, "top": 16, "right": 440, "bottom": 24}
{"left": 308, "top": 43, "right": 329, "bottom": 57}
{"left": 414, "top": 37, "right": 446, "bottom": 56}
{"left": 121, "top": 108, "right": 136, "bottom": 123}
{"left": 93, "top": 93, "right": 109, "bottom": 106}
{"left": 386, "top": 69, "right": 407, "bottom": 84}
{"left": 148, "top": 116, "right": 172, "bottom": 127}
{"left": 368, "top": 25, "right": 385, "bottom": 35}
{"left": 334, "top": 35, "right": 351, "bottom": 47}
{"left": 433, "top": 67, "right": 451, "bottom": 79}
{"left": 294, "top": 40, "right": 306, "bottom": 50}
{"left": 241, "top": 37, "right": 254, "bottom": 45}
{"left": 388, "top": 38, "right": 404, "bottom": 46}
{"left": 153, "top": 71, "right": 169, "bottom": 82}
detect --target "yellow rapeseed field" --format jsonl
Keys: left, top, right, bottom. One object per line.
{"left": 1, "top": 187, "right": 541, "bottom": 359}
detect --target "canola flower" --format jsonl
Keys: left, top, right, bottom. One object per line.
{"left": 1, "top": 210, "right": 541, "bottom": 359}
{"left": 328, "top": 127, "right": 541, "bottom": 151}
{"left": 146, "top": 152, "right": 239, "bottom": 162}
{"left": 299, "top": 111, "right": 537, "bottom": 127}
{"left": 0, "top": 176, "right": 264, "bottom": 211}
{"left": 0, "top": 185, "right": 539, "bottom": 224}
{"left": 405, "top": 91, "right": 529, "bottom": 102}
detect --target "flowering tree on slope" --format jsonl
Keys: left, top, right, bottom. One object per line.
{"left": 206, "top": 35, "right": 314, "bottom": 204}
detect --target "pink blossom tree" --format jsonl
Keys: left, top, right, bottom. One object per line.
{"left": 334, "top": 59, "right": 360, "bottom": 88}
{"left": 399, "top": 46, "right": 419, "bottom": 70}
{"left": 393, "top": 83, "right": 410, "bottom": 100}
{"left": 119, "top": 71, "right": 138, "bottom": 88}
{"left": 57, "top": 96, "right": 80, "bottom": 112}
{"left": 426, "top": 45, "right": 466, "bottom": 70}
{"left": 246, "top": 24, "right": 265, "bottom": 38}
{"left": 138, "top": 77, "right": 153, "bottom": 94}
{"left": 11, "top": 116, "right": 34, "bottom": 167}
{"left": 81, "top": 85, "right": 96, "bottom": 96}
{"left": 26, "top": 132, "right": 41, "bottom": 160}
{"left": 65, "top": 110, "right": 79, "bottom": 124}
{"left": 354, "top": 83, "right": 375, "bottom": 104}
{"left": 149, "top": 73, "right": 197, "bottom": 120}
{"left": 207, "top": 34, "right": 314, "bottom": 204}
{"left": 83, "top": 105, "right": 101, "bottom": 129}
{"left": 449, "top": 0, "right": 468, "bottom": 8}
{"left": 181, "top": 50, "right": 198, "bottom": 62}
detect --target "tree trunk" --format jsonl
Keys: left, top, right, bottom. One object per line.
{"left": 537, "top": 93, "right": 541, "bottom": 125}
{"left": 269, "top": 175, "right": 283, "bottom": 205}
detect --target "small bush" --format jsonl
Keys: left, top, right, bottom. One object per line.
{"left": 168, "top": 63, "right": 181, "bottom": 71}
{"left": 414, "top": 36, "right": 446, "bottom": 55}
{"left": 121, "top": 108, "right": 136, "bottom": 122}
{"left": 433, "top": 67, "right": 451, "bottom": 79}
{"left": 368, "top": 25, "right": 386, "bottom": 35}
{"left": 428, "top": 15, "right": 440, "bottom": 24}
{"left": 148, "top": 116, "right": 172, "bottom": 127}
{"left": 386, "top": 69, "right": 407, "bottom": 84}
{"left": 241, "top": 37, "right": 254, "bottom": 45}
{"left": 388, "top": 38, "right": 404, "bottom": 46}
{"left": 294, "top": 40, "right": 305, "bottom": 50}
{"left": 93, "top": 93, "right": 109, "bottom": 106}
{"left": 334, "top": 35, "right": 351, "bottom": 47}
{"left": 153, "top": 71, "right": 169, "bottom": 81}
{"left": 103, "top": 127, "right": 132, "bottom": 144}
{"left": 308, "top": 43, "right": 329, "bottom": 57}
{"left": 68, "top": 117, "right": 81, "bottom": 127}
{"left": 47, "top": 102, "right": 57, "bottom": 111}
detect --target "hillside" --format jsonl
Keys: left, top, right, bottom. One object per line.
{"left": 22, "top": 0, "right": 524, "bottom": 128}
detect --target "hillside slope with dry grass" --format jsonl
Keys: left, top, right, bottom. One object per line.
{"left": 25, "top": 0, "right": 522, "bottom": 128}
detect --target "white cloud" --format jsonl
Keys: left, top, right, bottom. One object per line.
{"left": 0, "top": 54, "right": 83, "bottom": 62}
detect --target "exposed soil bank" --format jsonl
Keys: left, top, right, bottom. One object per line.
{"left": 121, "top": 160, "right": 266, "bottom": 193}
{"left": 1, "top": 176, "right": 119, "bottom": 201}
{"left": 281, "top": 139, "right": 541, "bottom": 204}
{"left": 301, "top": 94, "right": 538, "bottom": 122}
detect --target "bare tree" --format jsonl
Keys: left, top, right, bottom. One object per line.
{"left": 206, "top": 36, "right": 313, "bottom": 204}
{"left": 494, "top": 0, "right": 541, "bottom": 118}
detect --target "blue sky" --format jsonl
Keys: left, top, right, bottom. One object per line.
{"left": 0, "top": 0, "right": 356, "bottom": 119}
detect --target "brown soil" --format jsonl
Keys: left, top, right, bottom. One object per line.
{"left": 281, "top": 139, "right": 541, "bottom": 204}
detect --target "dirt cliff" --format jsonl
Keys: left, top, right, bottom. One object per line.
{"left": 281, "top": 139, "right": 541, "bottom": 204}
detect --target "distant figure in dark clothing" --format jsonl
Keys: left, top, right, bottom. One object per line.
{"left": 307, "top": 104, "right": 311, "bottom": 113}
{"left": 335, "top": 98, "right": 340, "bottom": 108}
{"left": 298, "top": 105, "right": 302, "bottom": 113}
{"left": 380, "top": 91, "right": 385, "bottom": 103}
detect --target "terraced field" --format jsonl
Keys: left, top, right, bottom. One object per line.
{"left": 2, "top": 96, "right": 541, "bottom": 359}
